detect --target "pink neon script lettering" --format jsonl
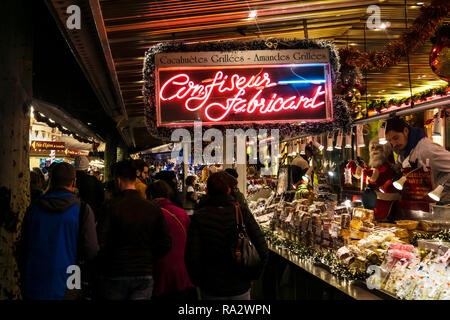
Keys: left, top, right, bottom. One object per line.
{"left": 159, "top": 71, "right": 325, "bottom": 122}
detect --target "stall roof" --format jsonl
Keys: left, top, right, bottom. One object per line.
{"left": 45, "top": 0, "right": 448, "bottom": 148}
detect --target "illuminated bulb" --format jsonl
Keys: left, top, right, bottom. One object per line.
{"left": 378, "top": 122, "right": 387, "bottom": 145}
{"left": 248, "top": 10, "right": 257, "bottom": 18}
{"left": 327, "top": 133, "right": 334, "bottom": 151}
{"left": 428, "top": 185, "right": 444, "bottom": 201}
{"left": 328, "top": 171, "right": 334, "bottom": 177}
{"left": 345, "top": 133, "right": 352, "bottom": 148}
{"left": 393, "top": 176, "right": 407, "bottom": 190}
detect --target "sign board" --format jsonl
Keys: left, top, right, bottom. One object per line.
{"left": 31, "top": 140, "right": 65, "bottom": 150}
{"left": 64, "top": 149, "right": 90, "bottom": 157}
{"left": 155, "top": 49, "right": 333, "bottom": 127}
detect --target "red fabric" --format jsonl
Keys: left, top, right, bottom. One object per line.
{"left": 153, "top": 198, "right": 194, "bottom": 296}
{"left": 374, "top": 199, "right": 394, "bottom": 220}
{"left": 347, "top": 161, "right": 357, "bottom": 174}
{"left": 371, "top": 163, "right": 398, "bottom": 220}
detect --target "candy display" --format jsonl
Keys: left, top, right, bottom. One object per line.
{"left": 250, "top": 186, "right": 450, "bottom": 299}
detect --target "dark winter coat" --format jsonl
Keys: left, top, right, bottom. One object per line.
{"left": 97, "top": 189, "right": 172, "bottom": 277}
{"left": 185, "top": 194, "right": 268, "bottom": 297}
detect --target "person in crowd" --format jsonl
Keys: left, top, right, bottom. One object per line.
{"left": 386, "top": 116, "right": 450, "bottom": 203}
{"left": 30, "top": 168, "right": 45, "bottom": 203}
{"left": 74, "top": 155, "right": 105, "bottom": 221}
{"left": 223, "top": 168, "right": 250, "bottom": 213}
{"left": 133, "top": 159, "right": 150, "bottom": 199}
{"left": 291, "top": 144, "right": 314, "bottom": 189}
{"left": 146, "top": 180, "right": 195, "bottom": 300}
{"left": 184, "top": 175, "right": 199, "bottom": 215}
{"left": 19, "top": 162, "right": 99, "bottom": 300}
{"left": 97, "top": 160, "right": 172, "bottom": 300}
{"left": 185, "top": 172, "right": 269, "bottom": 300}
{"left": 153, "top": 170, "right": 183, "bottom": 207}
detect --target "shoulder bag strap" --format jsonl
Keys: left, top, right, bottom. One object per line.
{"left": 234, "top": 202, "right": 247, "bottom": 234}
{"left": 161, "top": 207, "right": 187, "bottom": 237}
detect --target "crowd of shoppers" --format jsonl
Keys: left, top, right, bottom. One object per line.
{"left": 19, "top": 159, "right": 268, "bottom": 300}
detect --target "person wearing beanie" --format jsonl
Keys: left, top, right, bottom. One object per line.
{"left": 74, "top": 156, "right": 105, "bottom": 221}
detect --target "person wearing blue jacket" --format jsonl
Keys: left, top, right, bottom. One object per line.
{"left": 19, "top": 162, "right": 99, "bottom": 300}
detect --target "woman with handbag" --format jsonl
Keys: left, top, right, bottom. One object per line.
{"left": 185, "top": 172, "right": 269, "bottom": 300}
{"left": 146, "top": 180, "right": 196, "bottom": 300}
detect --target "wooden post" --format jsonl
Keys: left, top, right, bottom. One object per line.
{"left": 104, "top": 134, "right": 118, "bottom": 182}
{"left": 116, "top": 145, "right": 128, "bottom": 162}
{"left": 0, "top": 0, "right": 33, "bottom": 299}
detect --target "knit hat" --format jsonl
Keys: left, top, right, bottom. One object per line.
{"left": 74, "top": 156, "right": 90, "bottom": 171}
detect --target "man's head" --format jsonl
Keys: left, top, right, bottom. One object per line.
{"left": 224, "top": 168, "right": 238, "bottom": 179}
{"left": 185, "top": 175, "right": 197, "bottom": 186}
{"left": 50, "top": 162, "right": 76, "bottom": 191}
{"left": 368, "top": 138, "right": 393, "bottom": 168}
{"left": 114, "top": 160, "right": 137, "bottom": 191}
{"left": 74, "top": 156, "right": 90, "bottom": 172}
{"left": 385, "top": 117, "right": 409, "bottom": 154}
{"left": 133, "top": 159, "right": 149, "bottom": 180}
{"left": 206, "top": 172, "right": 232, "bottom": 196}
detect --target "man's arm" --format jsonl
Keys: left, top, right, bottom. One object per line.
{"left": 78, "top": 203, "right": 99, "bottom": 261}
{"left": 185, "top": 214, "right": 202, "bottom": 286}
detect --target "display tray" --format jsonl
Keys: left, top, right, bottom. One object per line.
{"left": 268, "top": 243, "right": 397, "bottom": 300}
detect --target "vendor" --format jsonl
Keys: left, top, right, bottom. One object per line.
{"left": 292, "top": 144, "right": 313, "bottom": 189}
{"left": 385, "top": 116, "right": 450, "bottom": 204}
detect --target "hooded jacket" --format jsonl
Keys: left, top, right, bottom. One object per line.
{"left": 185, "top": 194, "right": 269, "bottom": 297}
{"left": 22, "top": 188, "right": 99, "bottom": 300}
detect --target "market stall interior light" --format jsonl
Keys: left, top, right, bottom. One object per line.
{"left": 300, "top": 140, "right": 306, "bottom": 155}
{"left": 345, "top": 132, "right": 352, "bottom": 148}
{"left": 356, "top": 125, "right": 365, "bottom": 148}
{"left": 326, "top": 133, "right": 333, "bottom": 151}
{"left": 393, "top": 176, "right": 407, "bottom": 190}
{"left": 312, "top": 136, "right": 324, "bottom": 151}
{"left": 335, "top": 130, "right": 343, "bottom": 149}
{"left": 378, "top": 122, "right": 387, "bottom": 145}
{"left": 248, "top": 10, "right": 257, "bottom": 19}
{"left": 428, "top": 185, "right": 444, "bottom": 201}
{"left": 432, "top": 111, "right": 442, "bottom": 138}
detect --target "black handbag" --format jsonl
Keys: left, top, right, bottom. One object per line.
{"left": 232, "top": 203, "right": 261, "bottom": 270}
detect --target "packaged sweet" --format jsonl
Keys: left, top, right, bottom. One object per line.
{"left": 419, "top": 220, "right": 441, "bottom": 232}
{"left": 350, "top": 219, "right": 363, "bottom": 230}
{"left": 352, "top": 208, "right": 374, "bottom": 222}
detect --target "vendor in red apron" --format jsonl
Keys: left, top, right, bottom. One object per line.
{"left": 385, "top": 117, "right": 450, "bottom": 208}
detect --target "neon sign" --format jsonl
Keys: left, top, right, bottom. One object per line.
{"left": 155, "top": 55, "right": 332, "bottom": 127}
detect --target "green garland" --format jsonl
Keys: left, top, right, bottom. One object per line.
{"left": 261, "top": 227, "right": 368, "bottom": 281}
{"left": 367, "top": 84, "right": 449, "bottom": 112}
{"left": 410, "top": 229, "right": 450, "bottom": 246}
